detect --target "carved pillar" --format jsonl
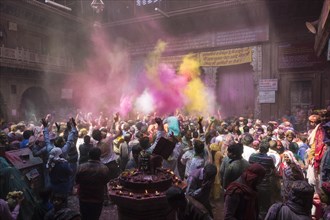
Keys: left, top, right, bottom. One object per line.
{"left": 251, "top": 45, "right": 262, "bottom": 119}
{"left": 202, "top": 67, "right": 217, "bottom": 114}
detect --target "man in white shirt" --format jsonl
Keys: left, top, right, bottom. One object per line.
{"left": 241, "top": 133, "right": 256, "bottom": 161}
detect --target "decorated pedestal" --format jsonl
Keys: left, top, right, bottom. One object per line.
{"left": 109, "top": 168, "right": 185, "bottom": 220}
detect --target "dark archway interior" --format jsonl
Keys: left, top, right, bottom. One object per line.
{"left": 20, "top": 87, "right": 50, "bottom": 121}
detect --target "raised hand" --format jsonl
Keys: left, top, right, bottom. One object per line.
{"left": 113, "top": 112, "right": 120, "bottom": 122}
{"left": 70, "top": 117, "right": 76, "bottom": 127}
{"left": 198, "top": 117, "right": 203, "bottom": 124}
{"left": 55, "top": 122, "right": 61, "bottom": 132}
{"left": 41, "top": 118, "right": 48, "bottom": 127}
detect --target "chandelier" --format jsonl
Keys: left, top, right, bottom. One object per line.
{"left": 91, "top": 0, "right": 105, "bottom": 13}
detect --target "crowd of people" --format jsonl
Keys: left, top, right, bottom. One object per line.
{"left": 0, "top": 106, "right": 330, "bottom": 220}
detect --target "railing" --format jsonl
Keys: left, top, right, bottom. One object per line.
{"left": 0, "top": 45, "right": 73, "bottom": 71}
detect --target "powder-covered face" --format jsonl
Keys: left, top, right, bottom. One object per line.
{"left": 283, "top": 154, "right": 291, "bottom": 163}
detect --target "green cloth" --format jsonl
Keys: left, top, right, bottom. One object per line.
{"left": 0, "top": 156, "right": 39, "bottom": 220}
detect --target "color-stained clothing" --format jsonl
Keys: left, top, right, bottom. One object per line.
{"left": 220, "top": 156, "right": 249, "bottom": 190}
{"left": 0, "top": 199, "right": 20, "bottom": 220}
{"left": 76, "top": 160, "right": 110, "bottom": 203}
{"left": 49, "top": 160, "right": 73, "bottom": 195}
{"left": 163, "top": 116, "right": 180, "bottom": 137}
{"left": 186, "top": 168, "right": 213, "bottom": 216}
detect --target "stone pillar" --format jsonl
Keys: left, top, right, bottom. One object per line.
{"left": 202, "top": 67, "right": 217, "bottom": 114}
{"left": 251, "top": 45, "right": 262, "bottom": 119}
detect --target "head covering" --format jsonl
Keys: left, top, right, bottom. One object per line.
{"left": 309, "top": 114, "right": 320, "bottom": 122}
{"left": 225, "top": 163, "right": 266, "bottom": 220}
{"left": 242, "top": 163, "right": 266, "bottom": 188}
{"left": 47, "top": 147, "right": 65, "bottom": 169}
{"left": 286, "top": 180, "right": 314, "bottom": 215}
{"left": 282, "top": 150, "right": 300, "bottom": 167}
{"left": 79, "top": 128, "right": 88, "bottom": 137}
{"left": 289, "top": 142, "right": 299, "bottom": 154}
{"left": 322, "top": 182, "right": 330, "bottom": 195}
{"left": 210, "top": 143, "right": 221, "bottom": 152}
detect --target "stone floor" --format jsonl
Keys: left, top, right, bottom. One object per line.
{"left": 68, "top": 195, "right": 224, "bottom": 220}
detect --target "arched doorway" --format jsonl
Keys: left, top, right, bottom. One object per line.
{"left": 20, "top": 87, "right": 50, "bottom": 121}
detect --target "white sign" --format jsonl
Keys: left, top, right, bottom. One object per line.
{"left": 259, "top": 79, "right": 278, "bottom": 91}
{"left": 11, "top": 109, "right": 17, "bottom": 116}
{"left": 259, "top": 91, "right": 276, "bottom": 103}
{"left": 61, "top": 89, "right": 73, "bottom": 99}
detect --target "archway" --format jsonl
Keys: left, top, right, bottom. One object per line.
{"left": 20, "top": 87, "right": 50, "bottom": 121}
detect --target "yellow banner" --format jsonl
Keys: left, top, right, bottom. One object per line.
{"left": 199, "top": 47, "right": 252, "bottom": 67}
{"left": 161, "top": 54, "right": 199, "bottom": 67}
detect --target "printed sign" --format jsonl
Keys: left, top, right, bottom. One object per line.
{"left": 259, "top": 79, "right": 278, "bottom": 91}
{"left": 199, "top": 47, "right": 252, "bottom": 67}
{"left": 259, "top": 91, "right": 276, "bottom": 103}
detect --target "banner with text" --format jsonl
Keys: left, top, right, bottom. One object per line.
{"left": 199, "top": 47, "right": 252, "bottom": 67}
{"left": 161, "top": 54, "right": 199, "bottom": 67}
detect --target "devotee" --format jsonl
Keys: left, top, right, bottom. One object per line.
{"left": 165, "top": 186, "right": 212, "bottom": 220}
{"left": 20, "top": 130, "right": 32, "bottom": 149}
{"left": 223, "top": 163, "right": 266, "bottom": 220}
{"left": 248, "top": 141, "right": 276, "bottom": 219}
{"left": 163, "top": 113, "right": 181, "bottom": 137}
{"left": 265, "top": 180, "right": 314, "bottom": 220}
{"left": 53, "top": 118, "right": 78, "bottom": 195}
{"left": 241, "top": 133, "right": 256, "bottom": 161}
{"left": 91, "top": 126, "right": 120, "bottom": 181}
{"left": 181, "top": 140, "right": 207, "bottom": 179}
{"left": 31, "top": 118, "right": 55, "bottom": 187}
{"left": 78, "top": 135, "right": 93, "bottom": 164}
{"left": 44, "top": 193, "right": 80, "bottom": 220}
{"left": 47, "top": 147, "right": 72, "bottom": 196}
{"left": 279, "top": 151, "right": 305, "bottom": 201}
{"left": 125, "top": 144, "right": 142, "bottom": 170}
{"left": 220, "top": 143, "right": 250, "bottom": 190}
{"left": 268, "top": 140, "right": 281, "bottom": 168}
{"left": 0, "top": 197, "right": 23, "bottom": 220}
{"left": 186, "top": 164, "right": 217, "bottom": 217}
{"left": 75, "top": 147, "right": 110, "bottom": 220}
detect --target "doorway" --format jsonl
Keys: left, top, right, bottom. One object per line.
{"left": 216, "top": 64, "right": 254, "bottom": 118}
{"left": 19, "top": 87, "right": 50, "bottom": 121}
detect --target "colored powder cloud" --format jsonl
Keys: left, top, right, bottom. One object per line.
{"left": 147, "top": 64, "right": 187, "bottom": 115}
{"left": 145, "top": 40, "right": 167, "bottom": 80}
{"left": 178, "top": 54, "right": 200, "bottom": 80}
{"left": 177, "top": 54, "right": 208, "bottom": 114}
{"left": 66, "top": 27, "right": 132, "bottom": 115}
{"left": 134, "top": 89, "right": 155, "bottom": 115}
{"left": 184, "top": 78, "right": 208, "bottom": 114}
{"left": 118, "top": 95, "right": 134, "bottom": 117}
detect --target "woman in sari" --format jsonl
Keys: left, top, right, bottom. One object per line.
{"left": 279, "top": 151, "right": 305, "bottom": 201}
